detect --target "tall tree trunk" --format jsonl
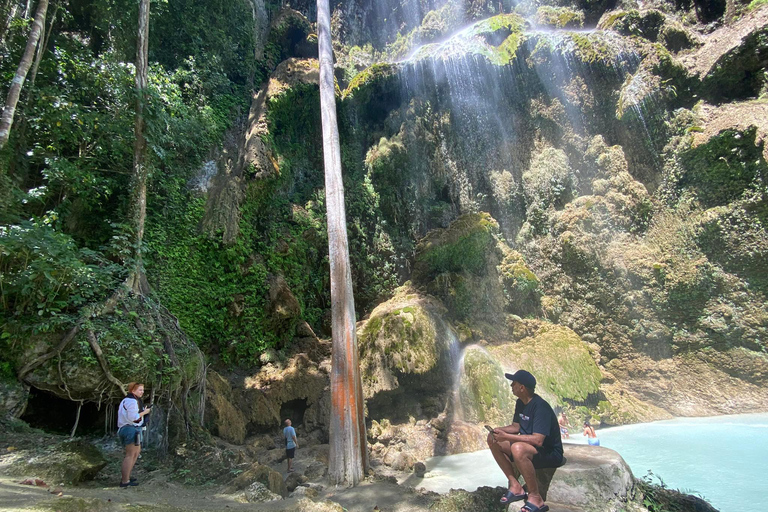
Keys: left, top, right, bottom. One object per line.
{"left": 125, "top": 0, "right": 150, "bottom": 295}
{"left": 26, "top": 0, "right": 56, "bottom": 91}
{"left": 317, "top": 0, "right": 367, "bottom": 488}
{"left": 0, "top": 0, "right": 47, "bottom": 150}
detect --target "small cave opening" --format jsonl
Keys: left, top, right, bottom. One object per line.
{"left": 21, "top": 387, "right": 111, "bottom": 436}
{"left": 279, "top": 398, "right": 308, "bottom": 427}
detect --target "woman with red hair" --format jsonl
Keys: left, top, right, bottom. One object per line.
{"left": 117, "top": 382, "right": 152, "bottom": 487}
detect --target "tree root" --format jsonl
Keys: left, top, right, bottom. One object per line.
{"left": 17, "top": 289, "right": 125, "bottom": 381}
{"left": 17, "top": 324, "right": 80, "bottom": 380}
{"left": 85, "top": 329, "right": 126, "bottom": 395}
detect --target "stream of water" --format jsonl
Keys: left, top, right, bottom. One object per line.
{"left": 401, "top": 413, "right": 768, "bottom": 512}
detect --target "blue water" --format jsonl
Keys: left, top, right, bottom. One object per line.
{"left": 583, "top": 413, "right": 768, "bottom": 512}
{"left": 406, "top": 413, "right": 768, "bottom": 512}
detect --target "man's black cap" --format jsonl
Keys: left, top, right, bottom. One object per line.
{"left": 505, "top": 370, "right": 536, "bottom": 390}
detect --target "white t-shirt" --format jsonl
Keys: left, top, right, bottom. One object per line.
{"left": 117, "top": 396, "right": 142, "bottom": 428}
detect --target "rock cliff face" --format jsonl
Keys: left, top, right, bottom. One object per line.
{"left": 238, "top": 0, "right": 768, "bottom": 432}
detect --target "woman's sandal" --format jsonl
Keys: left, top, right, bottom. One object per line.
{"left": 499, "top": 489, "right": 528, "bottom": 504}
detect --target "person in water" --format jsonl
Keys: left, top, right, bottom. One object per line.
{"left": 583, "top": 420, "right": 600, "bottom": 446}
{"left": 558, "top": 412, "right": 570, "bottom": 439}
{"left": 117, "top": 382, "right": 152, "bottom": 487}
{"left": 283, "top": 418, "right": 298, "bottom": 473}
{"left": 487, "top": 370, "right": 564, "bottom": 512}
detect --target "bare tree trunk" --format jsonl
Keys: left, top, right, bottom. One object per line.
{"left": 317, "top": 0, "right": 367, "bottom": 488}
{"left": 125, "top": 0, "right": 150, "bottom": 295}
{"left": 26, "top": 0, "right": 56, "bottom": 91}
{"left": 0, "top": 0, "right": 47, "bottom": 150}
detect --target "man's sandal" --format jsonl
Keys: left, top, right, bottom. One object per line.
{"left": 499, "top": 490, "right": 528, "bottom": 504}
{"left": 520, "top": 501, "right": 549, "bottom": 512}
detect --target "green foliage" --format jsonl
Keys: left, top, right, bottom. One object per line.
{"left": 414, "top": 213, "right": 499, "bottom": 279}
{"left": 536, "top": 7, "right": 585, "bottom": 29}
{"left": 678, "top": 128, "right": 767, "bottom": 208}
{"left": 0, "top": 220, "right": 122, "bottom": 332}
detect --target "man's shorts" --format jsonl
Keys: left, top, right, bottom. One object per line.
{"left": 286, "top": 448, "right": 296, "bottom": 459}
{"left": 118, "top": 425, "right": 142, "bottom": 447}
{"left": 508, "top": 448, "right": 564, "bottom": 469}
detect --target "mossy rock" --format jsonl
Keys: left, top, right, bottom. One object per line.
{"left": 413, "top": 212, "right": 499, "bottom": 281}
{"left": 10, "top": 439, "right": 107, "bottom": 484}
{"left": 17, "top": 295, "right": 205, "bottom": 404}
{"left": 266, "top": 8, "right": 313, "bottom": 64}
{"left": 599, "top": 9, "right": 665, "bottom": 41}
{"left": 410, "top": 14, "right": 528, "bottom": 67}
{"left": 497, "top": 246, "right": 541, "bottom": 316}
{"left": 700, "top": 25, "right": 768, "bottom": 102}
{"left": 342, "top": 63, "right": 402, "bottom": 124}
{"left": 458, "top": 345, "right": 516, "bottom": 425}
{"left": 342, "top": 63, "right": 399, "bottom": 101}
{"left": 358, "top": 287, "right": 451, "bottom": 397}
{"left": 677, "top": 127, "right": 768, "bottom": 208}
{"left": 488, "top": 320, "right": 602, "bottom": 406}
{"left": 536, "top": 6, "right": 585, "bottom": 29}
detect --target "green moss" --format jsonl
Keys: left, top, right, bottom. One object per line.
{"left": 604, "top": 9, "right": 665, "bottom": 40}
{"left": 748, "top": 0, "right": 768, "bottom": 9}
{"left": 569, "top": 33, "right": 615, "bottom": 65}
{"left": 536, "top": 7, "right": 585, "bottom": 29}
{"left": 413, "top": 213, "right": 499, "bottom": 280}
{"left": 459, "top": 346, "right": 516, "bottom": 424}
{"left": 498, "top": 248, "right": 541, "bottom": 316}
{"left": 343, "top": 63, "right": 399, "bottom": 100}
{"left": 678, "top": 127, "right": 768, "bottom": 208}
{"left": 471, "top": 14, "right": 527, "bottom": 66}
{"left": 359, "top": 302, "right": 439, "bottom": 377}
{"left": 490, "top": 321, "right": 602, "bottom": 405}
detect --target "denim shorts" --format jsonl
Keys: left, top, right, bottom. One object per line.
{"left": 118, "top": 425, "right": 142, "bottom": 447}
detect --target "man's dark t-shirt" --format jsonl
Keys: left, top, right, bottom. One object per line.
{"left": 513, "top": 394, "right": 563, "bottom": 456}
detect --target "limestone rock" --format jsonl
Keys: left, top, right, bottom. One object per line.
{"left": 10, "top": 440, "right": 107, "bottom": 485}
{"left": 285, "top": 471, "right": 308, "bottom": 492}
{"left": 0, "top": 380, "right": 28, "bottom": 418}
{"left": 242, "top": 481, "right": 283, "bottom": 503}
{"left": 458, "top": 345, "right": 516, "bottom": 426}
{"left": 357, "top": 285, "right": 458, "bottom": 421}
{"left": 226, "top": 462, "right": 287, "bottom": 497}
{"left": 289, "top": 485, "right": 319, "bottom": 498}
{"left": 540, "top": 445, "right": 634, "bottom": 508}
{"left": 204, "top": 370, "right": 247, "bottom": 445}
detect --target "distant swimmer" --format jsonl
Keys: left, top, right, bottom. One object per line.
{"left": 558, "top": 412, "right": 570, "bottom": 439}
{"left": 583, "top": 420, "right": 600, "bottom": 446}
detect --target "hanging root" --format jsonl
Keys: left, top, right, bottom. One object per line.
{"left": 156, "top": 312, "right": 192, "bottom": 433}
{"left": 86, "top": 329, "right": 126, "bottom": 395}
{"left": 17, "top": 288, "right": 125, "bottom": 381}
{"left": 17, "top": 324, "right": 80, "bottom": 380}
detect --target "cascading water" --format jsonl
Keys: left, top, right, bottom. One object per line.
{"left": 366, "top": 12, "right": 656, "bottom": 240}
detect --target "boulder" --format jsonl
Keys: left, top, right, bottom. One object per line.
{"left": 0, "top": 380, "right": 28, "bottom": 418}
{"left": 241, "top": 481, "right": 282, "bottom": 503}
{"left": 225, "top": 462, "right": 287, "bottom": 497}
{"left": 285, "top": 471, "right": 308, "bottom": 492}
{"left": 289, "top": 485, "right": 319, "bottom": 498}
{"left": 486, "top": 320, "right": 602, "bottom": 409}
{"left": 357, "top": 285, "right": 459, "bottom": 421}
{"left": 9, "top": 440, "right": 107, "bottom": 485}
{"left": 204, "top": 370, "right": 247, "bottom": 444}
{"left": 532, "top": 445, "right": 635, "bottom": 509}
{"left": 458, "top": 345, "right": 516, "bottom": 425}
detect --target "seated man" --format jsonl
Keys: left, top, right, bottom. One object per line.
{"left": 487, "top": 370, "right": 564, "bottom": 512}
